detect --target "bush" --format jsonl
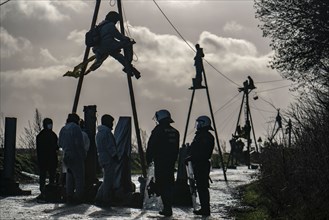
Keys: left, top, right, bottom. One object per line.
{"left": 258, "top": 94, "right": 329, "bottom": 219}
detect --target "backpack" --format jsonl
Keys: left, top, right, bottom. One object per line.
{"left": 85, "top": 22, "right": 108, "bottom": 47}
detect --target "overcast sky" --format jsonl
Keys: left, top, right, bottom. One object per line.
{"left": 0, "top": 0, "right": 294, "bottom": 149}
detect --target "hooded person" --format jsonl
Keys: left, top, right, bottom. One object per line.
{"left": 85, "top": 11, "right": 140, "bottom": 79}
{"left": 58, "top": 113, "right": 86, "bottom": 204}
{"left": 186, "top": 115, "right": 215, "bottom": 217}
{"left": 146, "top": 109, "right": 180, "bottom": 217}
{"left": 36, "top": 118, "right": 59, "bottom": 200}
{"left": 95, "top": 114, "right": 118, "bottom": 207}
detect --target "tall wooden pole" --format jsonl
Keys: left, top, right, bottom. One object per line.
{"left": 117, "top": 0, "right": 147, "bottom": 178}
{"left": 182, "top": 90, "right": 195, "bottom": 145}
{"left": 72, "top": 0, "right": 102, "bottom": 113}
{"left": 203, "top": 71, "right": 227, "bottom": 181}
{"left": 245, "top": 90, "right": 251, "bottom": 169}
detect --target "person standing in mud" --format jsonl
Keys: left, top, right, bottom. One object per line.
{"left": 146, "top": 109, "right": 180, "bottom": 217}
{"left": 58, "top": 113, "right": 86, "bottom": 204}
{"left": 95, "top": 114, "right": 118, "bottom": 207}
{"left": 36, "top": 118, "right": 59, "bottom": 200}
{"left": 186, "top": 115, "right": 214, "bottom": 217}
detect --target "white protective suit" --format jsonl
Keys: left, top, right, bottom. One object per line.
{"left": 58, "top": 122, "right": 86, "bottom": 201}
{"left": 95, "top": 124, "right": 118, "bottom": 205}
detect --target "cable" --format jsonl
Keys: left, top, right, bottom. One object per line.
{"left": 152, "top": 0, "right": 240, "bottom": 87}
{"left": 249, "top": 105, "right": 276, "bottom": 114}
{"left": 121, "top": 1, "right": 139, "bottom": 62}
{"left": 0, "top": 0, "right": 11, "bottom": 6}
{"left": 257, "top": 84, "right": 292, "bottom": 93}
{"left": 109, "top": 0, "right": 116, "bottom": 7}
{"left": 258, "top": 95, "right": 277, "bottom": 110}
{"left": 214, "top": 92, "right": 241, "bottom": 115}
{"left": 255, "top": 79, "right": 286, "bottom": 84}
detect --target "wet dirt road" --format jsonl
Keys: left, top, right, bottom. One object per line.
{"left": 0, "top": 166, "right": 258, "bottom": 219}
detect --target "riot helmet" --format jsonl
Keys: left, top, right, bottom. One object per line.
{"left": 154, "top": 109, "right": 174, "bottom": 124}
{"left": 196, "top": 115, "right": 214, "bottom": 130}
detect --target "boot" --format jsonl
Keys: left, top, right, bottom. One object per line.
{"left": 123, "top": 64, "right": 134, "bottom": 77}
{"left": 193, "top": 208, "right": 210, "bottom": 216}
{"left": 132, "top": 66, "right": 141, "bottom": 79}
{"left": 159, "top": 209, "right": 172, "bottom": 217}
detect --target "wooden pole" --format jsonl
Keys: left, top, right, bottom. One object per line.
{"left": 72, "top": 0, "right": 102, "bottom": 113}
{"left": 117, "top": 0, "right": 147, "bottom": 178}
{"left": 182, "top": 90, "right": 195, "bottom": 145}
{"left": 203, "top": 70, "right": 227, "bottom": 181}
{"left": 3, "top": 117, "right": 17, "bottom": 180}
{"left": 245, "top": 90, "right": 251, "bottom": 169}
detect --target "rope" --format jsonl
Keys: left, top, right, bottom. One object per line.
{"left": 0, "top": 0, "right": 11, "bottom": 6}
{"left": 152, "top": 0, "right": 240, "bottom": 87}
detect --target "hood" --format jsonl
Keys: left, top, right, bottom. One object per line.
{"left": 97, "top": 125, "right": 111, "bottom": 133}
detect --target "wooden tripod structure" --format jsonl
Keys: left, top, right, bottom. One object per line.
{"left": 232, "top": 82, "right": 258, "bottom": 169}
{"left": 182, "top": 57, "right": 227, "bottom": 182}
{"left": 71, "top": 0, "right": 146, "bottom": 178}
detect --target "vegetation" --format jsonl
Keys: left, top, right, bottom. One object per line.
{"left": 248, "top": 0, "right": 329, "bottom": 219}
{"left": 232, "top": 181, "right": 271, "bottom": 220}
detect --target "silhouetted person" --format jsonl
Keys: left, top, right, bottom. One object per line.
{"left": 186, "top": 115, "right": 214, "bottom": 217}
{"left": 36, "top": 118, "right": 58, "bottom": 200}
{"left": 58, "top": 113, "right": 86, "bottom": 204}
{"left": 192, "top": 44, "right": 205, "bottom": 89}
{"left": 86, "top": 11, "right": 140, "bottom": 79}
{"left": 276, "top": 110, "right": 282, "bottom": 129}
{"left": 238, "top": 80, "right": 249, "bottom": 92}
{"left": 95, "top": 114, "right": 118, "bottom": 207}
{"left": 247, "top": 76, "right": 256, "bottom": 90}
{"left": 146, "top": 109, "right": 180, "bottom": 217}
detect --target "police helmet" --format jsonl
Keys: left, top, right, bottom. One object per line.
{"left": 155, "top": 109, "right": 174, "bottom": 123}
{"left": 196, "top": 115, "right": 214, "bottom": 130}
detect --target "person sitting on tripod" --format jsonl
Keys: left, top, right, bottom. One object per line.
{"left": 86, "top": 11, "right": 140, "bottom": 79}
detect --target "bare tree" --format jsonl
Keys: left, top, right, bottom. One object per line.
{"left": 255, "top": 0, "right": 329, "bottom": 92}
{"left": 18, "top": 109, "right": 43, "bottom": 152}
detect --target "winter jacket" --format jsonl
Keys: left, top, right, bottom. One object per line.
{"left": 146, "top": 123, "right": 179, "bottom": 184}
{"left": 58, "top": 122, "right": 85, "bottom": 164}
{"left": 189, "top": 129, "right": 214, "bottom": 166}
{"left": 94, "top": 21, "right": 130, "bottom": 55}
{"left": 36, "top": 129, "right": 58, "bottom": 169}
{"left": 95, "top": 125, "right": 117, "bottom": 167}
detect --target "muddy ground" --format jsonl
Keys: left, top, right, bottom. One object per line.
{"left": 0, "top": 167, "right": 258, "bottom": 219}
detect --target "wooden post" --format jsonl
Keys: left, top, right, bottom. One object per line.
{"left": 83, "top": 105, "right": 97, "bottom": 200}
{"left": 3, "top": 117, "right": 17, "bottom": 180}
{"left": 182, "top": 90, "right": 195, "bottom": 145}
{"left": 72, "top": 0, "right": 102, "bottom": 113}
{"left": 0, "top": 117, "right": 31, "bottom": 196}
{"left": 203, "top": 70, "right": 228, "bottom": 181}
{"left": 117, "top": 0, "right": 146, "bottom": 178}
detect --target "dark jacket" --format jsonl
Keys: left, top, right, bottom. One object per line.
{"left": 146, "top": 123, "right": 180, "bottom": 184}
{"left": 189, "top": 129, "right": 214, "bottom": 167}
{"left": 36, "top": 129, "right": 59, "bottom": 170}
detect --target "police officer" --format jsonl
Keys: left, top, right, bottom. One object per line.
{"left": 186, "top": 115, "right": 214, "bottom": 216}
{"left": 146, "top": 109, "right": 180, "bottom": 217}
